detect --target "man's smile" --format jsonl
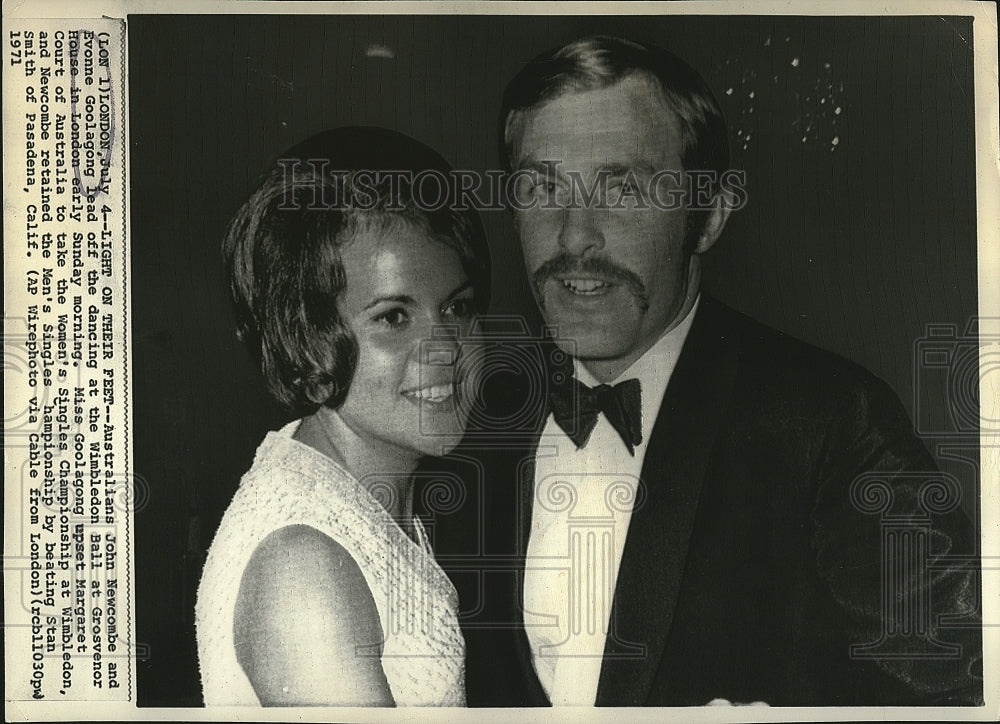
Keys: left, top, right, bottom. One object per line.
{"left": 557, "top": 277, "right": 615, "bottom": 295}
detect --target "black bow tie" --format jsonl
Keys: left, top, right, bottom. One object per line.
{"left": 548, "top": 377, "right": 643, "bottom": 455}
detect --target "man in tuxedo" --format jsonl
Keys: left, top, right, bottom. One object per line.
{"left": 428, "top": 35, "right": 982, "bottom": 707}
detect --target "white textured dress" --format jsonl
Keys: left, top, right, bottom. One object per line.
{"left": 195, "top": 421, "right": 466, "bottom": 706}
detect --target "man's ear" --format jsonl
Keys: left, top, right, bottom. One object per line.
{"left": 693, "top": 203, "right": 732, "bottom": 254}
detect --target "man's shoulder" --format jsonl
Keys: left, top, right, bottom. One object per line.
{"left": 697, "top": 296, "right": 888, "bottom": 393}
{"left": 692, "top": 296, "right": 917, "bottom": 436}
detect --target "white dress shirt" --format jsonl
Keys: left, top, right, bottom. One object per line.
{"left": 523, "top": 298, "right": 700, "bottom": 706}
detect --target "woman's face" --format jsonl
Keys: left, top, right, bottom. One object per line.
{"left": 335, "top": 224, "right": 478, "bottom": 459}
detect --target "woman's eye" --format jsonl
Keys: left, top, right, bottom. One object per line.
{"left": 443, "top": 298, "right": 475, "bottom": 320}
{"left": 373, "top": 308, "right": 409, "bottom": 329}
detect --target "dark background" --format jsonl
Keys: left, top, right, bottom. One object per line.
{"left": 128, "top": 14, "right": 980, "bottom": 706}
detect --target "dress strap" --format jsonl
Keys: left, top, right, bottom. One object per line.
{"left": 412, "top": 516, "right": 432, "bottom": 554}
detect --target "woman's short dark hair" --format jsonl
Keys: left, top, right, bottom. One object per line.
{"left": 223, "top": 126, "right": 490, "bottom": 413}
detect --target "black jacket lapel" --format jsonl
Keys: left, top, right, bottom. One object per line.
{"left": 497, "top": 339, "right": 561, "bottom": 706}
{"left": 510, "top": 443, "right": 551, "bottom": 704}
{"left": 596, "top": 296, "right": 740, "bottom": 705}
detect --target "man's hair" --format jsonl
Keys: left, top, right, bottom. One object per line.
{"left": 500, "top": 36, "right": 730, "bottom": 243}
{"left": 501, "top": 35, "right": 729, "bottom": 175}
{"left": 223, "top": 126, "right": 489, "bottom": 413}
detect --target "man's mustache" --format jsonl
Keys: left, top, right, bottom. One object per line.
{"left": 532, "top": 253, "right": 649, "bottom": 310}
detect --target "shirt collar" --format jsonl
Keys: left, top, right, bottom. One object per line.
{"left": 575, "top": 295, "right": 700, "bottom": 444}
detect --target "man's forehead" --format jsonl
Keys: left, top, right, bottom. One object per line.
{"left": 512, "top": 74, "right": 682, "bottom": 171}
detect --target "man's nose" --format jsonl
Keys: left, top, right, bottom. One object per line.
{"left": 558, "top": 207, "right": 605, "bottom": 256}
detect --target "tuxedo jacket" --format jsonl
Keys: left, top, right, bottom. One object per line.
{"left": 422, "top": 295, "right": 983, "bottom": 707}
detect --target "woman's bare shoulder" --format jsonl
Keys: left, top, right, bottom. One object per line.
{"left": 234, "top": 525, "right": 392, "bottom": 705}
{"left": 238, "top": 525, "right": 379, "bottom": 615}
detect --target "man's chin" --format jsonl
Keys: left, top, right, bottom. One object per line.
{"left": 551, "top": 326, "right": 640, "bottom": 362}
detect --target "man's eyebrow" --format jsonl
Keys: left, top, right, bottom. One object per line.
{"left": 514, "top": 156, "right": 562, "bottom": 175}
{"left": 364, "top": 294, "right": 416, "bottom": 311}
{"left": 599, "top": 161, "right": 658, "bottom": 177}
{"left": 514, "top": 157, "right": 658, "bottom": 178}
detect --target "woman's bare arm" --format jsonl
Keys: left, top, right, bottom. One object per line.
{"left": 233, "top": 524, "right": 394, "bottom": 706}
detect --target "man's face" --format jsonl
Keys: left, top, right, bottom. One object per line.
{"left": 510, "top": 74, "right": 702, "bottom": 377}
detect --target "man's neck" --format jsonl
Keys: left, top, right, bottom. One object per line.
{"left": 580, "top": 272, "right": 701, "bottom": 383}
{"left": 580, "top": 345, "right": 657, "bottom": 384}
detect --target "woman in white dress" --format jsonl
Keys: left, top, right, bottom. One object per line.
{"left": 195, "top": 127, "right": 489, "bottom": 707}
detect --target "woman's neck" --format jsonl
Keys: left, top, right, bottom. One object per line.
{"left": 294, "top": 407, "right": 420, "bottom": 523}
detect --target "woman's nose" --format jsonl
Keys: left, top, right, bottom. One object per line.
{"left": 422, "top": 323, "right": 460, "bottom": 366}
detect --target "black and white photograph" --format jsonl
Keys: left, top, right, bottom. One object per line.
{"left": 4, "top": 2, "right": 998, "bottom": 720}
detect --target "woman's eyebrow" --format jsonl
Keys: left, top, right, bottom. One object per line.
{"left": 444, "top": 281, "right": 474, "bottom": 300}
{"left": 364, "top": 294, "right": 415, "bottom": 311}
{"left": 364, "top": 282, "right": 473, "bottom": 311}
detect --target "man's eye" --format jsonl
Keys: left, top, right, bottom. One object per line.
{"left": 513, "top": 173, "right": 563, "bottom": 206}
{"left": 531, "top": 179, "right": 558, "bottom": 196}
{"left": 607, "top": 177, "right": 643, "bottom": 206}
{"left": 609, "top": 178, "right": 638, "bottom": 194}
{"left": 374, "top": 308, "right": 409, "bottom": 329}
